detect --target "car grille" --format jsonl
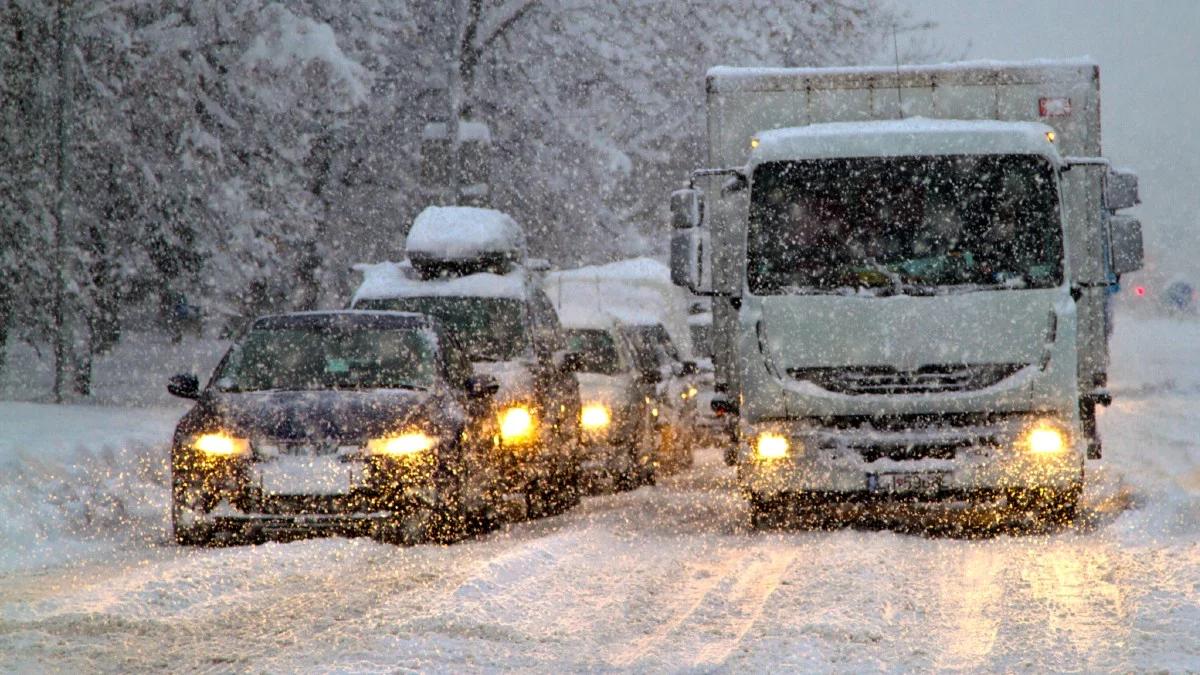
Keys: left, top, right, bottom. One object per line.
{"left": 788, "top": 363, "right": 1028, "bottom": 395}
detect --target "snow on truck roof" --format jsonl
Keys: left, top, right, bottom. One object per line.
{"left": 405, "top": 206, "right": 525, "bottom": 261}
{"left": 750, "top": 118, "right": 1061, "bottom": 164}
{"left": 707, "top": 58, "right": 1097, "bottom": 91}
{"left": 350, "top": 261, "right": 526, "bottom": 304}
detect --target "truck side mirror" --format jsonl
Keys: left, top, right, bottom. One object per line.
{"left": 1109, "top": 214, "right": 1144, "bottom": 276}
{"left": 1104, "top": 168, "right": 1139, "bottom": 211}
{"left": 670, "top": 189, "right": 703, "bottom": 229}
{"left": 670, "top": 228, "right": 705, "bottom": 291}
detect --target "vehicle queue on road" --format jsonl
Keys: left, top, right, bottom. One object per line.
{"left": 166, "top": 206, "right": 704, "bottom": 545}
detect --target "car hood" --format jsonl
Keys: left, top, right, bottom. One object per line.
{"left": 206, "top": 388, "right": 448, "bottom": 442}
{"left": 472, "top": 360, "right": 535, "bottom": 404}
{"left": 575, "top": 373, "right": 630, "bottom": 408}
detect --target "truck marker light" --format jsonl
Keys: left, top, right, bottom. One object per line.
{"left": 755, "top": 432, "right": 789, "bottom": 460}
{"left": 750, "top": 137, "right": 760, "bottom": 149}
{"left": 1045, "top": 130, "right": 1056, "bottom": 144}
{"left": 1039, "top": 97, "right": 1072, "bottom": 116}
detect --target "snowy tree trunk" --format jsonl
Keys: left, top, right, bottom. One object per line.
{"left": 51, "top": 0, "right": 73, "bottom": 403}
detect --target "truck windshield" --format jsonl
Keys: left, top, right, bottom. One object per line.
{"left": 747, "top": 155, "right": 1063, "bottom": 295}
{"left": 355, "top": 297, "right": 528, "bottom": 361}
{"left": 214, "top": 326, "right": 437, "bottom": 392}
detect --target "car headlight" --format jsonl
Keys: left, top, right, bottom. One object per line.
{"left": 499, "top": 406, "right": 536, "bottom": 445}
{"left": 580, "top": 403, "right": 611, "bottom": 430}
{"left": 191, "top": 432, "right": 250, "bottom": 457}
{"left": 368, "top": 431, "right": 436, "bottom": 457}
{"left": 754, "top": 432, "right": 790, "bottom": 460}
{"left": 1024, "top": 423, "right": 1068, "bottom": 455}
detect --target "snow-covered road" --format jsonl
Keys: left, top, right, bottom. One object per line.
{"left": 2, "top": 317, "right": 1199, "bottom": 672}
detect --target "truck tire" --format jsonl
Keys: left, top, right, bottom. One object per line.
{"left": 748, "top": 493, "right": 786, "bottom": 530}
{"left": 1009, "top": 484, "right": 1081, "bottom": 525}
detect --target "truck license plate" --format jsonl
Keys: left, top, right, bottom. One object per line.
{"left": 865, "top": 471, "right": 949, "bottom": 495}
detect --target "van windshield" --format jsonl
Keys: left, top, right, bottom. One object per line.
{"left": 354, "top": 297, "right": 527, "bottom": 361}
{"left": 747, "top": 155, "right": 1063, "bottom": 295}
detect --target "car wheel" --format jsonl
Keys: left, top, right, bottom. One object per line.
{"left": 171, "top": 480, "right": 213, "bottom": 546}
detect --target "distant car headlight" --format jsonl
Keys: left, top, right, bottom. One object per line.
{"left": 191, "top": 432, "right": 250, "bottom": 457}
{"left": 368, "top": 431, "right": 436, "bottom": 457}
{"left": 580, "top": 403, "right": 611, "bottom": 430}
{"left": 499, "top": 406, "right": 536, "bottom": 445}
{"left": 1024, "top": 422, "right": 1068, "bottom": 455}
{"left": 754, "top": 432, "right": 790, "bottom": 460}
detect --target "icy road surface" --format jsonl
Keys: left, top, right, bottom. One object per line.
{"left": 2, "top": 317, "right": 1199, "bottom": 672}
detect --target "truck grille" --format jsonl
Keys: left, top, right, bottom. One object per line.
{"left": 788, "top": 363, "right": 1028, "bottom": 395}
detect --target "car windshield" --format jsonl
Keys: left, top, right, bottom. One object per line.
{"left": 564, "top": 329, "right": 623, "bottom": 375}
{"left": 355, "top": 297, "right": 527, "bottom": 361}
{"left": 625, "top": 325, "right": 677, "bottom": 372}
{"left": 214, "top": 325, "right": 437, "bottom": 392}
{"left": 747, "top": 154, "right": 1064, "bottom": 295}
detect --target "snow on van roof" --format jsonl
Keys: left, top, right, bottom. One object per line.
{"left": 751, "top": 118, "right": 1060, "bottom": 163}
{"left": 405, "top": 206, "right": 525, "bottom": 260}
{"left": 544, "top": 257, "right": 695, "bottom": 356}
{"left": 708, "top": 58, "right": 1096, "bottom": 83}
{"left": 350, "top": 261, "right": 526, "bottom": 304}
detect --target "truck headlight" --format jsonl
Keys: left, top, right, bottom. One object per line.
{"left": 581, "top": 403, "right": 611, "bottom": 430}
{"left": 191, "top": 432, "right": 250, "bottom": 457}
{"left": 1024, "top": 423, "right": 1068, "bottom": 455}
{"left": 368, "top": 431, "right": 436, "bottom": 457}
{"left": 499, "top": 406, "right": 536, "bottom": 445}
{"left": 754, "top": 432, "right": 790, "bottom": 460}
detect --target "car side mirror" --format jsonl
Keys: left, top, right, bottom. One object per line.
{"left": 559, "top": 351, "right": 588, "bottom": 373}
{"left": 639, "top": 368, "right": 662, "bottom": 385}
{"left": 465, "top": 374, "right": 500, "bottom": 399}
{"left": 167, "top": 373, "right": 200, "bottom": 400}
{"left": 678, "top": 360, "right": 698, "bottom": 377}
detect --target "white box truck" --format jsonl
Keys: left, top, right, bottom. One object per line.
{"left": 669, "top": 60, "right": 1143, "bottom": 525}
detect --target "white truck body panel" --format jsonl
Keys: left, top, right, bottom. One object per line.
{"left": 694, "top": 60, "right": 1121, "bottom": 500}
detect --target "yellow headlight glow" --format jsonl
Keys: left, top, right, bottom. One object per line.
{"left": 1026, "top": 425, "right": 1067, "bottom": 454}
{"left": 755, "top": 432, "right": 789, "bottom": 460}
{"left": 580, "top": 403, "right": 611, "bottom": 430}
{"left": 499, "top": 406, "right": 535, "bottom": 445}
{"left": 193, "top": 432, "right": 250, "bottom": 457}
{"left": 368, "top": 432, "right": 436, "bottom": 457}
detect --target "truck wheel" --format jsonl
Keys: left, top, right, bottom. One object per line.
{"left": 1009, "top": 484, "right": 1081, "bottom": 525}
{"left": 748, "top": 493, "right": 786, "bottom": 530}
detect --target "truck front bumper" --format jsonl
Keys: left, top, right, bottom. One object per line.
{"left": 737, "top": 413, "right": 1084, "bottom": 500}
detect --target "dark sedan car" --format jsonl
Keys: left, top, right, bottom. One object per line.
{"left": 166, "top": 311, "right": 499, "bottom": 545}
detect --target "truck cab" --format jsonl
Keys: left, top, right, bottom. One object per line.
{"left": 670, "top": 61, "right": 1144, "bottom": 526}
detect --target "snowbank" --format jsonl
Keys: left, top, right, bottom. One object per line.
{"left": 351, "top": 261, "right": 526, "bottom": 304}
{"left": 406, "top": 206, "right": 525, "bottom": 261}
{"left": 0, "top": 402, "right": 182, "bottom": 572}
